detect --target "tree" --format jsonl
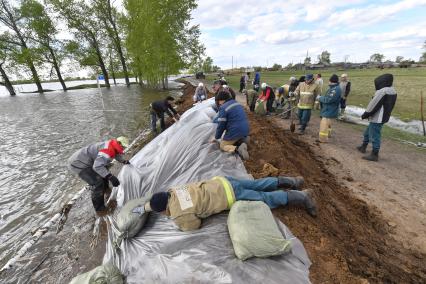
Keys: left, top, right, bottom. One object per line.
{"left": 271, "top": 63, "right": 282, "bottom": 71}
{"left": 395, "top": 56, "right": 404, "bottom": 63}
{"left": 0, "top": 0, "right": 43, "bottom": 93}
{"left": 48, "top": 0, "right": 111, "bottom": 88}
{"left": 92, "top": 0, "right": 130, "bottom": 86}
{"left": 21, "top": 0, "right": 67, "bottom": 91}
{"left": 370, "top": 53, "right": 385, "bottom": 63}
{"left": 420, "top": 40, "right": 426, "bottom": 63}
{"left": 201, "top": 56, "right": 213, "bottom": 73}
{"left": 304, "top": 56, "right": 311, "bottom": 65}
{"left": 125, "top": 0, "right": 204, "bottom": 88}
{"left": 317, "top": 50, "right": 331, "bottom": 64}
{"left": 0, "top": 38, "right": 16, "bottom": 96}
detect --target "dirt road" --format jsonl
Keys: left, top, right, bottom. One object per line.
{"left": 234, "top": 92, "right": 426, "bottom": 283}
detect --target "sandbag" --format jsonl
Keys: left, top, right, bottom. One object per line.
{"left": 69, "top": 263, "right": 123, "bottom": 284}
{"left": 114, "top": 195, "right": 151, "bottom": 249}
{"left": 227, "top": 201, "right": 292, "bottom": 260}
{"left": 254, "top": 99, "right": 266, "bottom": 115}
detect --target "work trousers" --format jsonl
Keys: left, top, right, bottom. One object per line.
{"left": 151, "top": 111, "right": 166, "bottom": 133}
{"left": 78, "top": 167, "right": 109, "bottom": 211}
{"left": 340, "top": 98, "right": 347, "bottom": 110}
{"left": 298, "top": 109, "right": 312, "bottom": 130}
{"left": 319, "top": 117, "right": 333, "bottom": 142}
{"left": 226, "top": 177, "right": 288, "bottom": 209}
{"left": 266, "top": 95, "right": 275, "bottom": 113}
{"left": 363, "top": 122, "right": 384, "bottom": 151}
{"left": 220, "top": 139, "right": 242, "bottom": 153}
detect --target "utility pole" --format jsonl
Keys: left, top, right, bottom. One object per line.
{"left": 232, "top": 56, "right": 233, "bottom": 70}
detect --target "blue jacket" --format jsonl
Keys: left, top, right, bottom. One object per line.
{"left": 319, "top": 84, "right": 341, "bottom": 118}
{"left": 254, "top": 72, "right": 260, "bottom": 85}
{"left": 215, "top": 99, "right": 249, "bottom": 140}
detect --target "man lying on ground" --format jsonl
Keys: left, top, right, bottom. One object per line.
{"left": 140, "top": 175, "right": 316, "bottom": 231}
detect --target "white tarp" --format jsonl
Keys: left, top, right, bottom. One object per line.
{"left": 104, "top": 99, "right": 311, "bottom": 283}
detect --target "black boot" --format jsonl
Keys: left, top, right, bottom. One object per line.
{"left": 278, "top": 176, "right": 304, "bottom": 190}
{"left": 287, "top": 190, "right": 317, "bottom": 217}
{"left": 363, "top": 149, "right": 379, "bottom": 162}
{"left": 356, "top": 143, "right": 368, "bottom": 153}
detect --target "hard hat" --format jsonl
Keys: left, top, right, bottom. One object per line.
{"left": 305, "top": 74, "right": 314, "bottom": 81}
{"left": 289, "top": 76, "right": 297, "bottom": 82}
{"left": 261, "top": 83, "right": 267, "bottom": 89}
{"left": 117, "top": 136, "right": 129, "bottom": 148}
{"left": 278, "top": 87, "right": 284, "bottom": 94}
{"left": 198, "top": 82, "right": 204, "bottom": 87}
{"left": 341, "top": 74, "right": 348, "bottom": 78}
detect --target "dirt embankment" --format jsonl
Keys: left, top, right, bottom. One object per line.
{"left": 183, "top": 81, "right": 425, "bottom": 283}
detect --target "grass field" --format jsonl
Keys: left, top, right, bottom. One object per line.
{"left": 206, "top": 67, "right": 426, "bottom": 122}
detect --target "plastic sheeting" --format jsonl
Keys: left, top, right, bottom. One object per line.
{"left": 104, "top": 99, "right": 312, "bottom": 283}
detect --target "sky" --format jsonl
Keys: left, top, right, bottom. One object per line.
{"left": 190, "top": 0, "right": 426, "bottom": 69}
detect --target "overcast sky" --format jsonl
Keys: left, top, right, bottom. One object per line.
{"left": 191, "top": 0, "right": 426, "bottom": 69}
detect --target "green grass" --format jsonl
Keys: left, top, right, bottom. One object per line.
{"left": 207, "top": 67, "right": 426, "bottom": 122}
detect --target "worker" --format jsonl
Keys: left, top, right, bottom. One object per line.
{"left": 317, "top": 74, "right": 342, "bottom": 143}
{"left": 259, "top": 83, "right": 276, "bottom": 115}
{"left": 338, "top": 74, "right": 351, "bottom": 119}
{"left": 239, "top": 74, "right": 246, "bottom": 92}
{"left": 68, "top": 137, "right": 130, "bottom": 212}
{"left": 315, "top": 74, "right": 324, "bottom": 95}
{"left": 357, "top": 74, "right": 397, "bottom": 161}
{"left": 277, "top": 77, "right": 298, "bottom": 118}
{"left": 150, "top": 96, "right": 180, "bottom": 133}
{"left": 193, "top": 82, "right": 208, "bottom": 103}
{"left": 295, "top": 74, "right": 321, "bottom": 134}
{"left": 213, "top": 90, "right": 250, "bottom": 160}
{"left": 253, "top": 71, "right": 261, "bottom": 91}
{"left": 242, "top": 89, "right": 258, "bottom": 112}
{"left": 140, "top": 175, "right": 316, "bottom": 231}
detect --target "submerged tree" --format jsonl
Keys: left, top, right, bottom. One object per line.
{"left": 0, "top": 0, "right": 43, "bottom": 93}
{"left": 125, "top": 0, "right": 204, "bottom": 88}
{"left": 0, "top": 37, "right": 16, "bottom": 96}
{"left": 92, "top": 0, "right": 129, "bottom": 86}
{"left": 48, "top": 0, "right": 111, "bottom": 87}
{"left": 21, "top": 0, "right": 67, "bottom": 91}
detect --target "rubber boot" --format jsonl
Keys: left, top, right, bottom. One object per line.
{"left": 287, "top": 190, "right": 317, "bottom": 217}
{"left": 236, "top": 143, "right": 249, "bottom": 160}
{"left": 363, "top": 149, "right": 379, "bottom": 162}
{"left": 278, "top": 176, "right": 304, "bottom": 190}
{"left": 357, "top": 143, "right": 368, "bottom": 153}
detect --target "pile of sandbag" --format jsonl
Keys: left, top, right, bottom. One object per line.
{"left": 228, "top": 201, "right": 292, "bottom": 260}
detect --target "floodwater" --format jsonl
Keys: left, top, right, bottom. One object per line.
{"left": 0, "top": 79, "right": 182, "bottom": 267}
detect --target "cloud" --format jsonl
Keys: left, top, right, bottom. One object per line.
{"left": 235, "top": 34, "right": 256, "bottom": 45}
{"left": 264, "top": 31, "right": 314, "bottom": 45}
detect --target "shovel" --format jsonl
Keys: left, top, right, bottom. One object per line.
{"left": 290, "top": 104, "right": 296, "bottom": 133}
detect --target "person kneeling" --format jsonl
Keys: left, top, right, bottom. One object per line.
{"left": 213, "top": 90, "right": 250, "bottom": 160}
{"left": 143, "top": 176, "right": 316, "bottom": 231}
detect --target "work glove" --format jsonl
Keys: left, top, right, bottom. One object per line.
{"left": 122, "top": 160, "right": 131, "bottom": 165}
{"left": 106, "top": 174, "right": 120, "bottom": 187}
{"left": 361, "top": 112, "right": 369, "bottom": 120}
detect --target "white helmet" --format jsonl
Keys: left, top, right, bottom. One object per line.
{"left": 289, "top": 76, "right": 296, "bottom": 82}
{"left": 116, "top": 136, "right": 129, "bottom": 148}
{"left": 341, "top": 74, "right": 348, "bottom": 78}
{"left": 198, "top": 82, "right": 204, "bottom": 87}
{"left": 261, "top": 82, "right": 267, "bottom": 90}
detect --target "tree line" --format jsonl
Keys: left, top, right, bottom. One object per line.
{"left": 0, "top": 0, "right": 205, "bottom": 96}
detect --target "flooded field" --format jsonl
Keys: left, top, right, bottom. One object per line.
{"left": 0, "top": 81, "right": 181, "bottom": 268}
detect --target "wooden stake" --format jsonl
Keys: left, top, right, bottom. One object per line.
{"left": 421, "top": 91, "right": 426, "bottom": 136}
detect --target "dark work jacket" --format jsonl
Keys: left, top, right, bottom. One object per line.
{"left": 215, "top": 99, "right": 249, "bottom": 140}
{"left": 151, "top": 99, "right": 177, "bottom": 118}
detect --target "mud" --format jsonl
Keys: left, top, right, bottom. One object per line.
{"left": 244, "top": 110, "right": 426, "bottom": 283}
